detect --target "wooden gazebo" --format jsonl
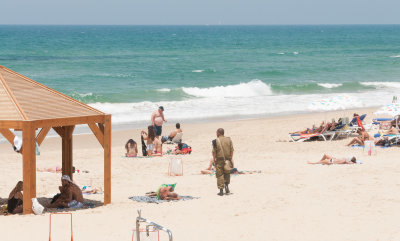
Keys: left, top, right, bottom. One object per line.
{"left": 0, "top": 66, "right": 111, "bottom": 214}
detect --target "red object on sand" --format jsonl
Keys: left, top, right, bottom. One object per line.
{"left": 356, "top": 116, "right": 365, "bottom": 131}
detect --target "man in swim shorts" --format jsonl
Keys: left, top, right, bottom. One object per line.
{"left": 212, "top": 128, "right": 234, "bottom": 196}
{"left": 147, "top": 184, "right": 180, "bottom": 200}
{"left": 151, "top": 106, "right": 166, "bottom": 139}
{"left": 162, "top": 123, "right": 182, "bottom": 143}
{"left": 48, "top": 175, "right": 84, "bottom": 208}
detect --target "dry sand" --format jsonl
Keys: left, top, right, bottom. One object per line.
{"left": 1, "top": 108, "right": 400, "bottom": 241}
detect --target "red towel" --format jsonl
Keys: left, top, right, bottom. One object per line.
{"left": 356, "top": 116, "right": 365, "bottom": 131}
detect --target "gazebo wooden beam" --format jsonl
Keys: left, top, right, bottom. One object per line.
{"left": 36, "top": 127, "right": 51, "bottom": 146}
{"left": 88, "top": 122, "right": 104, "bottom": 148}
{"left": 0, "top": 128, "right": 15, "bottom": 146}
{"left": 53, "top": 126, "right": 64, "bottom": 138}
{"left": 34, "top": 115, "right": 105, "bottom": 129}
{"left": 22, "top": 121, "right": 36, "bottom": 214}
{"left": 104, "top": 115, "right": 111, "bottom": 205}
{"left": 0, "top": 120, "right": 23, "bottom": 129}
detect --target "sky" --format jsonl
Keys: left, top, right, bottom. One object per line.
{"left": 1, "top": 0, "right": 400, "bottom": 25}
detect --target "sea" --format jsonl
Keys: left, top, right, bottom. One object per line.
{"left": 1, "top": 25, "right": 400, "bottom": 130}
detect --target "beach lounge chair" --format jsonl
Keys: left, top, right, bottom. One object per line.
{"left": 164, "top": 132, "right": 183, "bottom": 144}
{"left": 289, "top": 125, "right": 335, "bottom": 142}
{"left": 348, "top": 114, "right": 367, "bottom": 133}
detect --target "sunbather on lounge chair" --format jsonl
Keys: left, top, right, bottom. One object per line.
{"left": 380, "top": 126, "right": 399, "bottom": 135}
{"left": 292, "top": 121, "right": 326, "bottom": 134}
{"left": 308, "top": 154, "right": 357, "bottom": 165}
{"left": 346, "top": 129, "right": 373, "bottom": 146}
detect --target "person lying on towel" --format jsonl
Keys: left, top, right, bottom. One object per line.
{"left": 48, "top": 175, "right": 84, "bottom": 209}
{"left": 146, "top": 184, "right": 181, "bottom": 200}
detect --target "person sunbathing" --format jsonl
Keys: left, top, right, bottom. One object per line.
{"left": 346, "top": 129, "right": 373, "bottom": 146}
{"left": 381, "top": 126, "right": 399, "bottom": 135}
{"left": 48, "top": 175, "right": 84, "bottom": 209}
{"left": 308, "top": 154, "right": 357, "bottom": 165}
{"left": 153, "top": 137, "right": 163, "bottom": 156}
{"left": 161, "top": 123, "right": 182, "bottom": 143}
{"left": 125, "top": 139, "right": 138, "bottom": 157}
{"left": 292, "top": 121, "right": 327, "bottom": 134}
{"left": 201, "top": 159, "right": 215, "bottom": 174}
{"left": 7, "top": 181, "right": 23, "bottom": 214}
{"left": 146, "top": 184, "right": 181, "bottom": 200}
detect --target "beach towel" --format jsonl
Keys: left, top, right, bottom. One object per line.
{"left": 129, "top": 196, "right": 199, "bottom": 204}
{"left": 122, "top": 156, "right": 153, "bottom": 158}
{"left": 141, "top": 135, "right": 147, "bottom": 156}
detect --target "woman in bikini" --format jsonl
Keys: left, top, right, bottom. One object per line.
{"left": 125, "top": 139, "right": 138, "bottom": 157}
{"left": 308, "top": 154, "right": 357, "bottom": 165}
{"left": 141, "top": 126, "right": 156, "bottom": 156}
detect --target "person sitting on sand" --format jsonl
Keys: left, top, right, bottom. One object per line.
{"left": 346, "top": 129, "right": 373, "bottom": 146}
{"left": 146, "top": 184, "right": 181, "bottom": 200}
{"left": 201, "top": 159, "right": 215, "bottom": 174}
{"left": 141, "top": 126, "right": 156, "bottom": 156}
{"left": 7, "top": 181, "right": 23, "bottom": 214}
{"left": 48, "top": 175, "right": 84, "bottom": 209}
{"left": 308, "top": 154, "right": 357, "bottom": 165}
{"left": 153, "top": 137, "right": 163, "bottom": 156}
{"left": 161, "top": 123, "right": 183, "bottom": 143}
{"left": 125, "top": 139, "right": 138, "bottom": 157}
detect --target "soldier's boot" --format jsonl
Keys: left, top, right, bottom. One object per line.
{"left": 225, "top": 183, "right": 230, "bottom": 194}
{"left": 217, "top": 189, "right": 224, "bottom": 196}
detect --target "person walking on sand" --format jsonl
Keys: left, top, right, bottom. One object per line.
{"left": 212, "top": 128, "right": 234, "bottom": 196}
{"left": 151, "top": 106, "right": 166, "bottom": 139}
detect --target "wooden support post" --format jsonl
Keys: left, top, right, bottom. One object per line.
{"left": 104, "top": 115, "right": 111, "bottom": 205}
{"left": 22, "top": 121, "right": 36, "bottom": 214}
{"left": 61, "top": 126, "right": 75, "bottom": 180}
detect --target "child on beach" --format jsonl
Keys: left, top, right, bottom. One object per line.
{"left": 125, "top": 139, "right": 138, "bottom": 157}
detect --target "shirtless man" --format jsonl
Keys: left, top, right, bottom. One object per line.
{"left": 162, "top": 123, "right": 182, "bottom": 143}
{"left": 151, "top": 106, "right": 166, "bottom": 139}
{"left": 48, "top": 175, "right": 84, "bottom": 209}
{"left": 308, "top": 154, "right": 357, "bottom": 165}
{"left": 346, "top": 129, "right": 374, "bottom": 146}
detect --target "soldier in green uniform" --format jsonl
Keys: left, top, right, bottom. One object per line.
{"left": 212, "top": 128, "right": 234, "bottom": 196}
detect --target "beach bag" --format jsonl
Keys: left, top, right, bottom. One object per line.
{"left": 32, "top": 198, "right": 44, "bottom": 215}
{"left": 217, "top": 138, "right": 232, "bottom": 173}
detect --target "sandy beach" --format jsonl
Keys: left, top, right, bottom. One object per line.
{"left": 1, "top": 107, "right": 400, "bottom": 241}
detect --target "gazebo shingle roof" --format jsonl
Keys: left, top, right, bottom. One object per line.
{"left": 0, "top": 65, "right": 103, "bottom": 121}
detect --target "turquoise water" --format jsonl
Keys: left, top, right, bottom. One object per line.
{"left": 1, "top": 25, "right": 400, "bottom": 124}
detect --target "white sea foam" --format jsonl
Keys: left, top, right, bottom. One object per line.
{"left": 360, "top": 82, "right": 400, "bottom": 89}
{"left": 156, "top": 88, "right": 171, "bottom": 92}
{"left": 317, "top": 83, "right": 343, "bottom": 89}
{"left": 390, "top": 55, "right": 400, "bottom": 58}
{"left": 293, "top": 52, "right": 299, "bottom": 55}
{"left": 87, "top": 87, "right": 399, "bottom": 125}
{"left": 192, "top": 70, "right": 204, "bottom": 73}
{"left": 277, "top": 52, "right": 285, "bottom": 55}
{"left": 182, "top": 80, "right": 272, "bottom": 98}
{"left": 78, "top": 92, "right": 93, "bottom": 97}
